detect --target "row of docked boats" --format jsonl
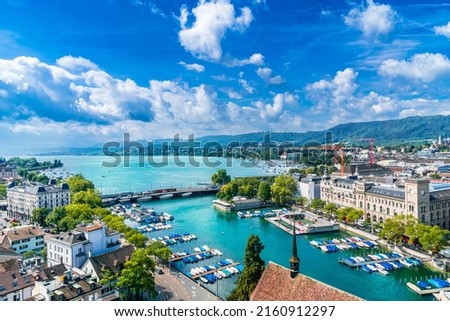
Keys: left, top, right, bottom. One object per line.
{"left": 190, "top": 262, "right": 245, "bottom": 284}
{"left": 135, "top": 222, "right": 172, "bottom": 233}
{"left": 237, "top": 210, "right": 278, "bottom": 219}
{"left": 310, "top": 236, "right": 377, "bottom": 253}
{"left": 416, "top": 278, "right": 450, "bottom": 290}
{"left": 150, "top": 232, "right": 197, "bottom": 246}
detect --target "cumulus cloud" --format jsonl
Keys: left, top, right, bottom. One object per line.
{"left": 344, "top": 0, "right": 397, "bottom": 39}
{"left": 178, "top": 0, "right": 253, "bottom": 62}
{"left": 179, "top": 61, "right": 205, "bottom": 72}
{"left": 256, "top": 67, "right": 285, "bottom": 85}
{"left": 254, "top": 92, "right": 298, "bottom": 121}
{"left": 379, "top": 53, "right": 450, "bottom": 82}
{"left": 306, "top": 68, "right": 358, "bottom": 109}
{"left": 224, "top": 53, "right": 265, "bottom": 67}
{"left": 434, "top": 22, "right": 450, "bottom": 39}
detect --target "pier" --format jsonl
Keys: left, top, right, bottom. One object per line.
{"left": 407, "top": 282, "right": 450, "bottom": 295}
{"left": 169, "top": 249, "right": 218, "bottom": 263}
{"left": 101, "top": 185, "right": 219, "bottom": 206}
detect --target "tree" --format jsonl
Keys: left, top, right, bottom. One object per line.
{"left": 379, "top": 216, "right": 405, "bottom": 244}
{"left": 147, "top": 241, "right": 172, "bottom": 265}
{"left": 228, "top": 234, "right": 265, "bottom": 301}
{"left": 72, "top": 189, "right": 102, "bottom": 208}
{"left": 309, "top": 199, "right": 326, "bottom": 210}
{"left": 211, "top": 169, "right": 231, "bottom": 186}
{"left": 419, "top": 225, "right": 449, "bottom": 254}
{"left": 257, "top": 182, "right": 271, "bottom": 202}
{"left": 296, "top": 196, "right": 308, "bottom": 207}
{"left": 46, "top": 207, "right": 67, "bottom": 229}
{"left": 323, "top": 203, "right": 338, "bottom": 218}
{"left": 31, "top": 208, "right": 50, "bottom": 226}
{"left": 66, "top": 174, "right": 95, "bottom": 194}
{"left": 271, "top": 175, "right": 297, "bottom": 206}
{"left": 0, "top": 184, "right": 6, "bottom": 197}
{"left": 336, "top": 207, "right": 353, "bottom": 222}
{"left": 346, "top": 209, "right": 364, "bottom": 224}
{"left": 117, "top": 248, "right": 157, "bottom": 300}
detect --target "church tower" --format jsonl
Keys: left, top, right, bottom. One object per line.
{"left": 290, "top": 220, "right": 300, "bottom": 278}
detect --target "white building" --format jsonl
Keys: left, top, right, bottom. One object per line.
{"left": 0, "top": 164, "right": 16, "bottom": 180}
{"left": 47, "top": 222, "right": 121, "bottom": 269}
{"left": 6, "top": 182, "right": 70, "bottom": 222}
{"left": 298, "top": 176, "right": 321, "bottom": 201}
{"left": 0, "top": 226, "right": 45, "bottom": 255}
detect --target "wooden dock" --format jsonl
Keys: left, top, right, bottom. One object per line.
{"left": 407, "top": 282, "right": 450, "bottom": 295}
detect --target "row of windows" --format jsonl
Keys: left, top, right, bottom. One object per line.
{"left": 49, "top": 244, "right": 69, "bottom": 254}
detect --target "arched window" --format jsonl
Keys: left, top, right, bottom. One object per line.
{"left": 386, "top": 208, "right": 390, "bottom": 215}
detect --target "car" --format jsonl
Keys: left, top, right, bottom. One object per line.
{"left": 157, "top": 268, "right": 164, "bottom": 275}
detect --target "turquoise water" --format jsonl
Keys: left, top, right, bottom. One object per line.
{"left": 34, "top": 156, "right": 448, "bottom": 300}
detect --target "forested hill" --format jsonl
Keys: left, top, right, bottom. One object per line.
{"left": 197, "top": 115, "right": 450, "bottom": 146}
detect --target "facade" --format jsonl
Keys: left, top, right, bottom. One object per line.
{"left": 0, "top": 164, "right": 16, "bottom": 180}
{"left": 0, "top": 259, "right": 35, "bottom": 301}
{"left": 47, "top": 222, "right": 121, "bottom": 269}
{"left": 298, "top": 176, "right": 321, "bottom": 201}
{"left": 6, "top": 182, "right": 70, "bottom": 222}
{"left": 0, "top": 226, "right": 45, "bottom": 255}
{"left": 320, "top": 177, "right": 450, "bottom": 229}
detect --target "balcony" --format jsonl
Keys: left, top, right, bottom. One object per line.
{"left": 106, "top": 241, "right": 121, "bottom": 248}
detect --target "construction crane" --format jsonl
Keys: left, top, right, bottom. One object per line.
{"left": 333, "top": 144, "right": 346, "bottom": 176}
{"left": 358, "top": 138, "right": 375, "bottom": 165}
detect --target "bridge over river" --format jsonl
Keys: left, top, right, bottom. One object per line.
{"left": 101, "top": 185, "right": 220, "bottom": 206}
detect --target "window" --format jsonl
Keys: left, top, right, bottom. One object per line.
{"left": 422, "top": 215, "right": 425, "bottom": 223}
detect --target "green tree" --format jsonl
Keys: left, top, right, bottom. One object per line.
{"left": 211, "top": 169, "right": 231, "bottom": 185}
{"left": 46, "top": 207, "right": 67, "bottom": 228}
{"left": 31, "top": 208, "right": 50, "bottom": 226}
{"left": 117, "top": 248, "right": 157, "bottom": 300}
{"left": 379, "top": 216, "right": 405, "bottom": 244}
{"left": 147, "top": 241, "right": 172, "bottom": 265}
{"left": 66, "top": 174, "right": 95, "bottom": 194}
{"left": 346, "top": 209, "right": 364, "bottom": 224}
{"left": 296, "top": 196, "right": 308, "bottom": 207}
{"left": 0, "top": 184, "right": 6, "bottom": 197}
{"left": 271, "top": 175, "right": 297, "bottom": 206}
{"left": 72, "top": 189, "right": 102, "bottom": 208}
{"left": 419, "top": 225, "right": 449, "bottom": 254}
{"left": 257, "top": 182, "right": 271, "bottom": 202}
{"left": 336, "top": 207, "right": 353, "bottom": 222}
{"left": 309, "top": 199, "right": 326, "bottom": 210}
{"left": 228, "top": 234, "right": 265, "bottom": 301}
{"left": 323, "top": 203, "right": 338, "bottom": 218}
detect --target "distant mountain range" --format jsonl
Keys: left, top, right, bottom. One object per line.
{"left": 36, "top": 115, "right": 450, "bottom": 155}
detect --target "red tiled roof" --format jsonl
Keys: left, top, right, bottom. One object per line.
{"left": 250, "top": 262, "right": 362, "bottom": 301}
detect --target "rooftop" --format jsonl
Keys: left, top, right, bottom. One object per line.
{"left": 250, "top": 262, "right": 362, "bottom": 301}
{"left": 0, "top": 226, "right": 45, "bottom": 248}
{"left": 49, "top": 231, "right": 90, "bottom": 245}
{"left": 86, "top": 245, "right": 134, "bottom": 277}
{"left": 366, "top": 186, "right": 405, "bottom": 200}
{"left": 0, "top": 259, "right": 35, "bottom": 295}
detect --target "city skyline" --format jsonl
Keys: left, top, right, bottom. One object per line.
{"left": 1, "top": 0, "right": 450, "bottom": 153}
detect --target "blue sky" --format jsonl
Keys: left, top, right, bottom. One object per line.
{"left": 1, "top": 0, "right": 450, "bottom": 153}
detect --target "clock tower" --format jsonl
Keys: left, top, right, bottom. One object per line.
{"left": 404, "top": 179, "right": 430, "bottom": 223}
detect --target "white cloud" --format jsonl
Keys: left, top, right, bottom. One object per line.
{"left": 256, "top": 67, "right": 285, "bottom": 85}
{"left": 254, "top": 92, "right": 297, "bottom": 121}
{"left": 238, "top": 78, "right": 254, "bottom": 94}
{"left": 179, "top": 61, "right": 205, "bottom": 73}
{"left": 224, "top": 53, "right": 265, "bottom": 67}
{"left": 434, "top": 22, "right": 450, "bottom": 39}
{"left": 178, "top": 0, "right": 253, "bottom": 62}
{"left": 344, "top": 0, "right": 396, "bottom": 39}
{"left": 56, "top": 56, "right": 99, "bottom": 72}
{"left": 306, "top": 68, "right": 358, "bottom": 109}
{"left": 379, "top": 53, "right": 450, "bottom": 82}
